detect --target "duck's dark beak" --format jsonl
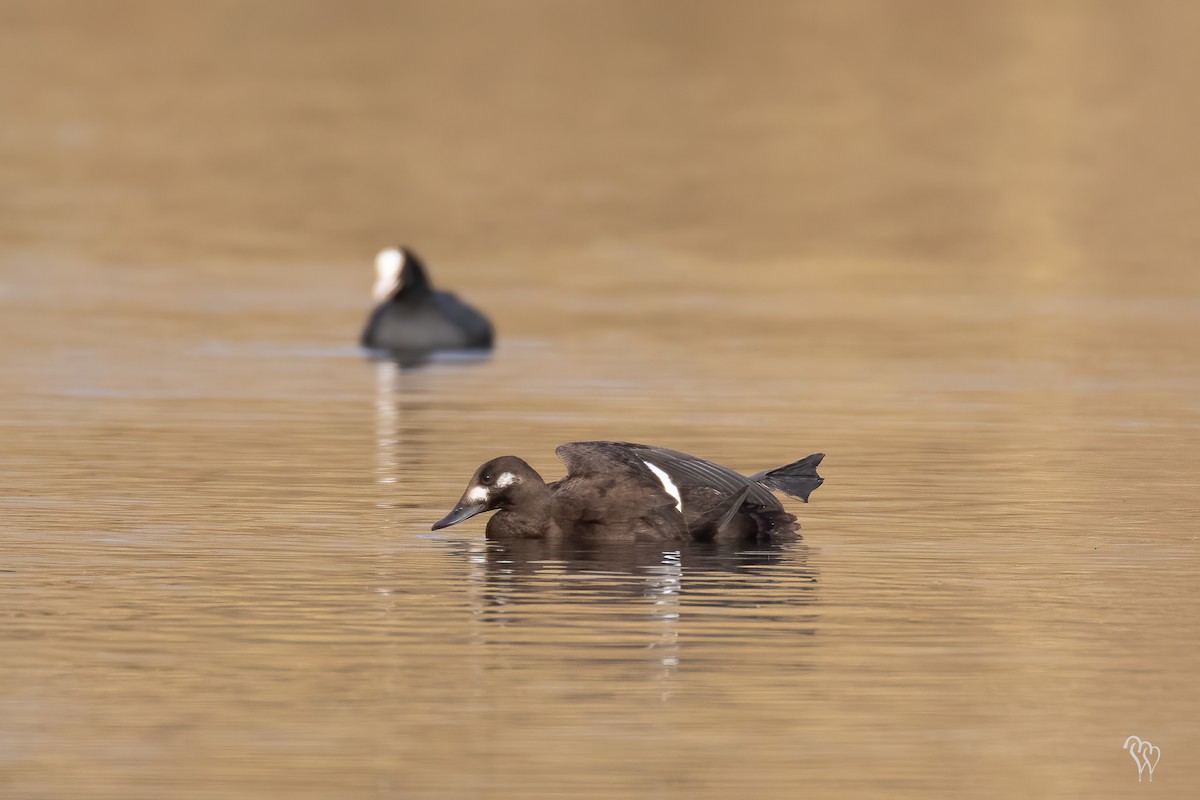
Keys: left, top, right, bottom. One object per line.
{"left": 431, "top": 500, "right": 487, "bottom": 530}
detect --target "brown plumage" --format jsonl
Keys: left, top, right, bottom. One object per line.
{"left": 431, "top": 442, "right": 824, "bottom": 542}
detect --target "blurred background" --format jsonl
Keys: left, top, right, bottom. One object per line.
{"left": 1, "top": 1, "right": 1198, "bottom": 798}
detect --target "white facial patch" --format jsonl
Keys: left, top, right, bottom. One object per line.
{"left": 642, "top": 460, "right": 682, "bottom": 512}
{"left": 373, "top": 247, "right": 405, "bottom": 302}
{"left": 465, "top": 486, "right": 489, "bottom": 504}
{"left": 494, "top": 472, "right": 516, "bottom": 489}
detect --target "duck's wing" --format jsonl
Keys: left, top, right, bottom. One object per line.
{"left": 555, "top": 441, "right": 653, "bottom": 477}
{"left": 687, "top": 485, "right": 752, "bottom": 541}
{"left": 554, "top": 442, "right": 683, "bottom": 509}
{"left": 552, "top": 442, "right": 687, "bottom": 539}
{"left": 562, "top": 442, "right": 782, "bottom": 508}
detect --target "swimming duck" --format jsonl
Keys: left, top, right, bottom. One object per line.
{"left": 432, "top": 441, "right": 824, "bottom": 541}
{"left": 360, "top": 246, "right": 493, "bottom": 354}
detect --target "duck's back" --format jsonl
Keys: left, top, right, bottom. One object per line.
{"left": 552, "top": 441, "right": 798, "bottom": 541}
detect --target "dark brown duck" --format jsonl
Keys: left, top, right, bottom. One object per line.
{"left": 432, "top": 442, "right": 824, "bottom": 542}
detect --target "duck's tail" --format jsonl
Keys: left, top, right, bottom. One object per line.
{"left": 749, "top": 453, "right": 825, "bottom": 502}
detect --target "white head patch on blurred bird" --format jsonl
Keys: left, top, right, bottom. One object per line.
{"left": 373, "top": 247, "right": 405, "bottom": 302}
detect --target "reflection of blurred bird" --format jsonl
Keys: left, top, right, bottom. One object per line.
{"left": 360, "top": 246, "right": 493, "bottom": 355}
{"left": 433, "top": 441, "right": 824, "bottom": 542}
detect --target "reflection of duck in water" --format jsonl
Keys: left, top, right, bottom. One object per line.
{"left": 460, "top": 537, "right": 818, "bottom": 637}
{"left": 481, "top": 535, "right": 804, "bottom": 579}
{"left": 446, "top": 536, "right": 818, "bottom": 700}
{"left": 433, "top": 441, "right": 824, "bottom": 542}
{"left": 360, "top": 246, "right": 493, "bottom": 360}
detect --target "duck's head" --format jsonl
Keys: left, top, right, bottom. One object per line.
{"left": 432, "top": 456, "right": 544, "bottom": 530}
{"left": 372, "top": 246, "right": 431, "bottom": 302}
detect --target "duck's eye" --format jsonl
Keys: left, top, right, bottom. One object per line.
{"left": 480, "top": 472, "right": 494, "bottom": 485}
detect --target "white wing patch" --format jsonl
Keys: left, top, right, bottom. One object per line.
{"left": 642, "top": 460, "right": 683, "bottom": 512}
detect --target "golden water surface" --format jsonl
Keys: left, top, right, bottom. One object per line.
{"left": 1, "top": 2, "right": 1198, "bottom": 798}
